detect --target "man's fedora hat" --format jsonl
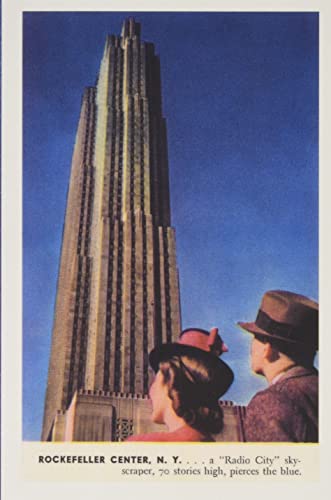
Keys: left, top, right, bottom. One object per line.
{"left": 238, "top": 290, "right": 318, "bottom": 350}
{"left": 149, "top": 327, "right": 234, "bottom": 398}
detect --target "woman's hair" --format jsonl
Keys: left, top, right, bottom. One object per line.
{"left": 158, "top": 354, "right": 224, "bottom": 435}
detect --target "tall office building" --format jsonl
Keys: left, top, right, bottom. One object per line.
{"left": 42, "top": 18, "right": 245, "bottom": 442}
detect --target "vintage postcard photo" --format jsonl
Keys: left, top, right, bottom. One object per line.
{"left": 2, "top": 0, "right": 331, "bottom": 499}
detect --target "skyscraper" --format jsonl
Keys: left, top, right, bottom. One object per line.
{"left": 41, "top": 17, "right": 245, "bottom": 442}
{"left": 42, "top": 18, "right": 182, "bottom": 441}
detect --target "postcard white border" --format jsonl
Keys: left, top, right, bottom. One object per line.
{"left": 2, "top": 0, "right": 331, "bottom": 499}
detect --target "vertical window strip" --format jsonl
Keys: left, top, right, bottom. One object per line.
{"left": 77, "top": 257, "right": 91, "bottom": 388}
{"left": 77, "top": 167, "right": 87, "bottom": 255}
{"left": 87, "top": 88, "right": 96, "bottom": 165}
{"left": 84, "top": 92, "right": 96, "bottom": 256}
{"left": 103, "top": 220, "right": 115, "bottom": 390}
{"left": 142, "top": 215, "right": 149, "bottom": 393}
{"left": 117, "top": 51, "right": 124, "bottom": 220}
{"left": 117, "top": 111, "right": 123, "bottom": 218}
{"left": 113, "top": 49, "right": 124, "bottom": 392}
{"left": 163, "top": 227, "right": 172, "bottom": 342}
{"left": 129, "top": 211, "right": 136, "bottom": 392}
{"left": 137, "top": 41, "right": 141, "bottom": 96}
{"left": 84, "top": 166, "right": 94, "bottom": 256}
{"left": 112, "top": 47, "right": 117, "bottom": 109}
{"left": 130, "top": 99, "right": 135, "bottom": 213}
{"left": 114, "top": 222, "right": 123, "bottom": 391}
{"left": 128, "top": 44, "right": 136, "bottom": 391}
{"left": 104, "top": 45, "right": 124, "bottom": 389}
{"left": 108, "top": 111, "right": 116, "bottom": 218}
{"left": 66, "top": 256, "right": 83, "bottom": 406}
{"left": 140, "top": 99, "right": 145, "bottom": 213}
{"left": 153, "top": 227, "right": 162, "bottom": 347}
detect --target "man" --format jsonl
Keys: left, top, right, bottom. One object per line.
{"left": 238, "top": 290, "right": 318, "bottom": 442}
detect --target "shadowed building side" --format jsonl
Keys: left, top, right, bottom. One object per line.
{"left": 41, "top": 86, "right": 97, "bottom": 440}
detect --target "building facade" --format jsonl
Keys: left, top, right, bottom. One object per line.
{"left": 42, "top": 18, "right": 245, "bottom": 442}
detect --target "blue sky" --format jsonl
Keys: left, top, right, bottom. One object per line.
{"left": 23, "top": 12, "right": 318, "bottom": 440}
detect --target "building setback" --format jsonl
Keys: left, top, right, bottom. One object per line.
{"left": 41, "top": 18, "right": 245, "bottom": 442}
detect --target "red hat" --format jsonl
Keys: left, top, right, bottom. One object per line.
{"left": 238, "top": 290, "right": 318, "bottom": 350}
{"left": 149, "top": 327, "right": 234, "bottom": 398}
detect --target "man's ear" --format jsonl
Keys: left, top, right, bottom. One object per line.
{"left": 264, "top": 342, "right": 279, "bottom": 362}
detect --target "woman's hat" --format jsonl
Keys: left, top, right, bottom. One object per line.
{"left": 238, "top": 290, "right": 318, "bottom": 350}
{"left": 149, "top": 327, "right": 234, "bottom": 398}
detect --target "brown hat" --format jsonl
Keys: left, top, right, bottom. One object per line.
{"left": 149, "top": 327, "right": 234, "bottom": 398}
{"left": 238, "top": 290, "right": 318, "bottom": 351}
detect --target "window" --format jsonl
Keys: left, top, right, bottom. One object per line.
{"left": 115, "top": 418, "right": 133, "bottom": 441}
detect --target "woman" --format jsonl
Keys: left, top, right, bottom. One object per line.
{"left": 127, "top": 327, "right": 234, "bottom": 442}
